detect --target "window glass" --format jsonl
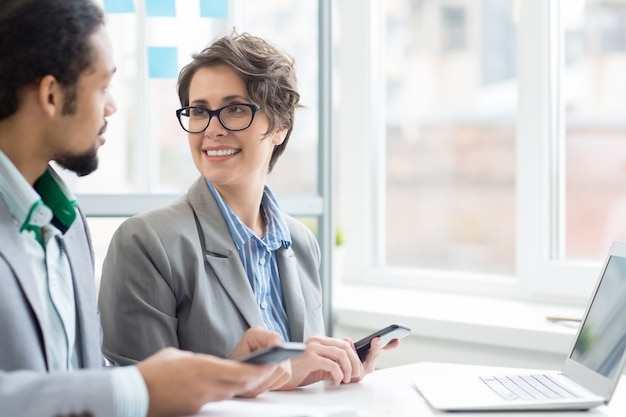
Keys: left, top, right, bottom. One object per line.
{"left": 231, "top": 0, "right": 320, "bottom": 194}
{"left": 384, "top": 0, "right": 517, "bottom": 274}
{"left": 65, "top": 0, "right": 318, "bottom": 195}
{"left": 563, "top": 0, "right": 626, "bottom": 260}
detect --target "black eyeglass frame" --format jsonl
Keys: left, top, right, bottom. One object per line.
{"left": 175, "top": 103, "right": 262, "bottom": 133}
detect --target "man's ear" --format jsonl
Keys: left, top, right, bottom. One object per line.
{"left": 37, "top": 74, "right": 61, "bottom": 118}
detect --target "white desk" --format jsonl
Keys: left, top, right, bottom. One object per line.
{"left": 194, "top": 362, "right": 626, "bottom": 417}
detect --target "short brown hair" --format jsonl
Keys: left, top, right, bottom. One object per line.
{"left": 177, "top": 31, "right": 302, "bottom": 173}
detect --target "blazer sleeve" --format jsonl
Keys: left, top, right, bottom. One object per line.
{"left": 99, "top": 215, "right": 180, "bottom": 365}
{"left": 0, "top": 369, "right": 117, "bottom": 417}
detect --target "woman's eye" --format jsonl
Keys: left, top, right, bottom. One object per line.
{"left": 226, "top": 106, "right": 242, "bottom": 114}
{"left": 191, "top": 108, "right": 208, "bottom": 117}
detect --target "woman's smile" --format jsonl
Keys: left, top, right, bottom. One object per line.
{"left": 204, "top": 147, "right": 241, "bottom": 158}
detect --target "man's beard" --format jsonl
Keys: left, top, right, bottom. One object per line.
{"left": 55, "top": 146, "right": 99, "bottom": 177}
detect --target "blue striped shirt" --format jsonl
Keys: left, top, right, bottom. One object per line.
{"left": 207, "top": 180, "right": 292, "bottom": 341}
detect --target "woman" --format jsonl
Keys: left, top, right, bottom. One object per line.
{"left": 98, "top": 32, "right": 397, "bottom": 389}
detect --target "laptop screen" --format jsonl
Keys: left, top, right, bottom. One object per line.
{"left": 570, "top": 255, "right": 626, "bottom": 379}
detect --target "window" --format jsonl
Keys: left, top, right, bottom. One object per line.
{"left": 563, "top": 0, "right": 626, "bottom": 260}
{"left": 441, "top": 6, "right": 467, "bottom": 52}
{"left": 65, "top": 0, "right": 320, "bottom": 195}
{"left": 336, "top": 0, "right": 626, "bottom": 304}
{"left": 383, "top": 0, "right": 516, "bottom": 275}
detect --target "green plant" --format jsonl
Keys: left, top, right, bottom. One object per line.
{"left": 335, "top": 227, "right": 345, "bottom": 246}
{"left": 298, "top": 218, "right": 344, "bottom": 246}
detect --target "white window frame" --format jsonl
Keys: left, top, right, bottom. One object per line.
{"left": 336, "top": 0, "right": 602, "bottom": 306}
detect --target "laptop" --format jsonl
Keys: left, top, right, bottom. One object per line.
{"left": 412, "top": 240, "right": 626, "bottom": 411}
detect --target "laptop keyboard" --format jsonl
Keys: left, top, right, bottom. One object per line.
{"left": 480, "top": 374, "right": 580, "bottom": 401}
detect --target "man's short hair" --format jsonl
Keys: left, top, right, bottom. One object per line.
{"left": 0, "top": 0, "right": 105, "bottom": 119}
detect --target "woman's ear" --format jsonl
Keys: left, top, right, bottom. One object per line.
{"left": 272, "top": 126, "right": 288, "bottom": 146}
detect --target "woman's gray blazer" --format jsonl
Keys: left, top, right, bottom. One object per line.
{"left": 98, "top": 177, "right": 325, "bottom": 365}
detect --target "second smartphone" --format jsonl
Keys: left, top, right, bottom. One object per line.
{"left": 354, "top": 324, "right": 411, "bottom": 361}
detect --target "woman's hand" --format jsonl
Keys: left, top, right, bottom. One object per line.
{"left": 229, "top": 327, "right": 292, "bottom": 396}
{"left": 278, "top": 335, "right": 363, "bottom": 390}
{"left": 279, "top": 333, "right": 402, "bottom": 389}
{"left": 356, "top": 336, "right": 400, "bottom": 382}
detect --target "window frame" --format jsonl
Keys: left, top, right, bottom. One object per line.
{"left": 336, "top": 0, "right": 602, "bottom": 306}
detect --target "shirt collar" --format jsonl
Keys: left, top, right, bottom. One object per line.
{"left": 0, "top": 151, "right": 76, "bottom": 234}
{"left": 206, "top": 180, "right": 291, "bottom": 251}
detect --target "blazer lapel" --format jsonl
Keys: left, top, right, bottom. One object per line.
{"left": 277, "top": 246, "right": 306, "bottom": 342}
{"left": 0, "top": 203, "right": 50, "bottom": 365}
{"left": 187, "top": 177, "right": 265, "bottom": 329}
{"left": 62, "top": 210, "right": 101, "bottom": 368}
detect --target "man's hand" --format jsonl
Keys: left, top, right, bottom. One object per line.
{"left": 137, "top": 347, "right": 277, "bottom": 417}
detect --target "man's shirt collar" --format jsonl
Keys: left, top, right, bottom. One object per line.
{"left": 0, "top": 151, "right": 76, "bottom": 234}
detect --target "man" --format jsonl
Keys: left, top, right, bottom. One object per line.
{"left": 0, "top": 1, "right": 289, "bottom": 417}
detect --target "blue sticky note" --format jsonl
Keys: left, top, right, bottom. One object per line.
{"left": 147, "top": 47, "right": 178, "bottom": 79}
{"left": 200, "top": 0, "right": 229, "bottom": 18}
{"left": 104, "top": 0, "right": 135, "bottom": 13}
{"left": 145, "top": 0, "right": 176, "bottom": 17}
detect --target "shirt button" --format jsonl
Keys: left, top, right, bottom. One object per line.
{"left": 261, "top": 301, "right": 268, "bottom": 309}
{"left": 32, "top": 208, "right": 50, "bottom": 226}
{"left": 259, "top": 257, "right": 266, "bottom": 265}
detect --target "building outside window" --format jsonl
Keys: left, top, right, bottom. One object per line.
{"left": 336, "top": 0, "right": 626, "bottom": 304}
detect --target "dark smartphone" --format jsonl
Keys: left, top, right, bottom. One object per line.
{"left": 236, "top": 342, "right": 306, "bottom": 364}
{"left": 354, "top": 324, "right": 411, "bottom": 361}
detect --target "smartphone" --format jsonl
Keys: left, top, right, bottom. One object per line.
{"left": 354, "top": 324, "right": 411, "bottom": 361}
{"left": 236, "top": 342, "right": 306, "bottom": 364}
